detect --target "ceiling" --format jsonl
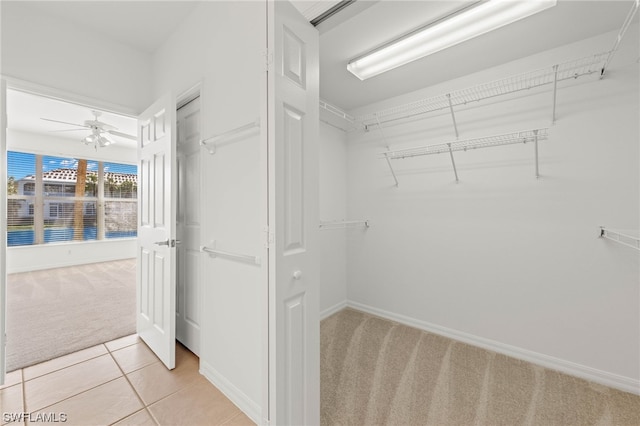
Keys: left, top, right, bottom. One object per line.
{"left": 319, "top": 0, "right": 634, "bottom": 110}
{"left": 17, "top": 1, "right": 200, "bottom": 54}
{"left": 6, "top": 0, "right": 635, "bottom": 147}
{"left": 7, "top": 90, "right": 138, "bottom": 149}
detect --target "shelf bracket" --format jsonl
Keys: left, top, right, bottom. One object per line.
{"left": 551, "top": 64, "right": 559, "bottom": 124}
{"left": 447, "top": 143, "right": 459, "bottom": 182}
{"left": 447, "top": 93, "right": 459, "bottom": 138}
{"left": 375, "top": 114, "right": 399, "bottom": 187}
{"left": 533, "top": 129, "right": 540, "bottom": 178}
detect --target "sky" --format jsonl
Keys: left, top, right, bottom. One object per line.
{"left": 7, "top": 151, "right": 137, "bottom": 180}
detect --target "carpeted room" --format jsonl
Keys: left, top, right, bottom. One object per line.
{"left": 5, "top": 259, "right": 136, "bottom": 372}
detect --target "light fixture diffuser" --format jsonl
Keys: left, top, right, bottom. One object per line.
{"left": 347, "top": 0, "right": 557, "bottom": 80}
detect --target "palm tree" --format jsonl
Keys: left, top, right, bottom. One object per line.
{"left": 73, "top": 160, "right": 87, "bottom": 240}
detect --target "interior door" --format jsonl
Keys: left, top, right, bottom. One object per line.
{"left": 0, "top": 79, "right": 7, "bottom": 385}
{"left": 176, "top": 96, "right": 201, "bottom": 355}
{"left": 137, "top": 93, "right": 177, "bottom": 370}
{"left": 267, "top": 2, "right": 320, "bottom": 424}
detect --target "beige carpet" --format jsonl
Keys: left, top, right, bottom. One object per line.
{"left": 321, "top": 308, "right": 640, "bottom": 425}
{"left": 6, "top": 259, "right": 136, "bottom": 372}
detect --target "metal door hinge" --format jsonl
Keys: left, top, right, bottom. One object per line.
{"left": 261, "top": 49, "right": 273, "bottom": 73}
{"left": 263, "top": 227, "right": 274, "bottom": 248}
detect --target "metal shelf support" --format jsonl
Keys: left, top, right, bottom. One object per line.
{"left": 446, "top": 93, "right": 459, "bottom": 138}
{"left": 447, "top": 143, "right": 459, "bottom": 182}
{"left": 534, "top": 129, "right": 540, "bottom": 178}
{"left": 551, "top": 64, "right": 559, "bottom": 124}
{"left": 376, "top": 114, "right": 399, "bottom": 187}
{"left": 599, "top": 227, "right": 640, "bottom": 251}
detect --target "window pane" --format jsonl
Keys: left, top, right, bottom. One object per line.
{"left": 105, "top": 201, "right": 137, "bottom": 238}
{"left": 104, "top": 162, "right": 138, "bottom": 199}
{"left": 7, "top": 152, "right": 36, "bottom": 246}
{"left": 8, "top": 152, "right": 137, "bottom": 246}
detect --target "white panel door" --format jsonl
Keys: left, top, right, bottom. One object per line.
{"left": 267, "top": 2, "right": 320, "bottom": 424}
{"left": 0, "top": 79, "right": 7, "bottom": 385}
{"left": 176, "top": 96, "right": 201, "bottom": 355}
{"left": 137, "top": 93, "right": 177, "bottom": 370}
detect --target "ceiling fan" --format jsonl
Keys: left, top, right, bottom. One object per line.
{"left": 41, "top": 110, "right": 137, "bottom": 149}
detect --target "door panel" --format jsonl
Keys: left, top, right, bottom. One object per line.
{"left": 267, "top": 2, "right": 320, "bottom": 424}
{"left": 137, "top": 93, "right": 177, "bottom": 370}
{"left": 176, "top": 97, "right": 201, "bottom": 355}
{"left": 0, "top": 79, "right": 6, "bottom": 384}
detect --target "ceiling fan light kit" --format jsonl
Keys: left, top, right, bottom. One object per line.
{"left": 41, "top": 109, "right": 136, "bottom": 150}
{"left": 347, "top": 0, "right": 557, "bottom": 80}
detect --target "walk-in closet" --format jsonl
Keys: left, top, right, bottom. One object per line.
{"left": 315, "top": 0, "right": 640, "bottom": 423}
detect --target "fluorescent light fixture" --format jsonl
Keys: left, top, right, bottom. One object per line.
{"left": 347, "top": 0, "right": 557, "bottom": 80}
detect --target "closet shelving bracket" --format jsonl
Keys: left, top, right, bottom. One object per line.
{"left": 200, "top": 119, "right": 260, "bottom": 154}
{"left": 380, "top": 128, "right": 549, "bottom": 184}
{"left": 599, "top": 227, "right": 640, "bottom": 251}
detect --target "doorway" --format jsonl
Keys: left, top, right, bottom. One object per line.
{"left": 175, "top": 94, "right": 202, "bottom": 355}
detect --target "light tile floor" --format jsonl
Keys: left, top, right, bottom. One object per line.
{"left": 0, "top": 335, "right": 255, "bottom": 426}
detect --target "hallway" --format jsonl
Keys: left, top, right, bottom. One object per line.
{"left": 0, "top": 334, "right": 253, "bottom": 425}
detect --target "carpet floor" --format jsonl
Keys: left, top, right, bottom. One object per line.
{"left": 6, "top": 259, "right": 136, "bottom": 372}
{"left": 321, "top": 308, "right": 640, "bottom": 425}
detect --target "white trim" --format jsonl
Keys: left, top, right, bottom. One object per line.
{"left": 7, "top": 239, "right": 136, "bottom": 273}
{"left": 320, "top": 300, "right": 348, "bottom": 320}
{"left": 1, "top": 74, "right": 139, "bottom": 117}
{"left": 200, "top": 360, "right": 262, "bottom": 424}
{"left": 347, "top": 300, "right": 640, "bottom": 396}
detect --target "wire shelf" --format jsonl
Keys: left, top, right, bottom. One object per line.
{"left": 356, "top": 51, "right": 610, "bottom": 130}
{"left": 599, "top": 227, "right": 640, "bottom": 251}
{"left": 381, "top": 128, "right": 549, "bottom": 160}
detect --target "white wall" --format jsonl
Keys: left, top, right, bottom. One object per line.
{"left": 0, "top": 2, "right": 152, "bottom": 113}
{"left": 319, "top": 122, "right": 348, "bottom": 316}
{"left": 6, "top": 129, "right": 137, "bottom": 273}
{"left": 152, "top": 2, "right": 265, "bottom": 421}
{"left": 344, "top": 26, "right": 639, "bottom": 392}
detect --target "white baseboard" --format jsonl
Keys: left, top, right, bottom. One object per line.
{"left": 347, "top": 300, "right": 640, "bottom": 396}
{"left": 320, "top": 300, "right": 348, "bottom": 320}
{"left": 200, "top": 360, "right": 262, "bottom": 424}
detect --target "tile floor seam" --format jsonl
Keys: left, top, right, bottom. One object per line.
{"left": 23, "top": 345, "right": 109, "bottom": 383}
{"left": 107, "top": 349, "right": 150, "bottom": 422}
{"left": 105, "top": 339, "right": 140, "bottom": 354}
{"left": 144, "top": 379, "right": 201, "bottom": 410}
{"left": 27, "top": 376, "right": 124, "bottom": 416}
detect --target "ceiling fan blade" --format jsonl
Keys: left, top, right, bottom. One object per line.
{"left": 41, "top": 118, "right": 90, "bottom": 128}
{"left": 107, "top": 129, "right": 137, "bottom": 140}
{"left": 49, "top": 128, "right": 88, "bottom": 132}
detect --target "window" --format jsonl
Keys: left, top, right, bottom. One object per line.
{"left": 49, "top": 203, "right": 60, "bottom": 218}
{"left": 6, "top": 151, "right": 138, "bottom": 246}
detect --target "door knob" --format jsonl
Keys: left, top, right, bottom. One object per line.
{"left": 293, "top": 270, "right": 302, "bottom": 280}
{"left": 154, "top": 239, "right": 170, "bottom": 246}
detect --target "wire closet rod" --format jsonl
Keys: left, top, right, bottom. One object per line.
{"left": 599, "top": 227, "right": 640, "bottom": 251}
{"left": 201, "top": 245, "right": 261, "bottom": 265}
{"left": 200, "top": 119, "right": 260, "bottom": 154}
{"left": 319, "top": 220, "right": 370, "bottom": 230}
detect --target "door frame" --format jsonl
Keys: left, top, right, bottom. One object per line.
{"left": 0, "top": 77, "right": 138, "bottom": 383}
{"left": 175, "top": 82, "right": 203, "bottom": 356}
